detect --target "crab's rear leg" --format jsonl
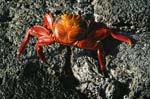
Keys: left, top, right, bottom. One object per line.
{"left": 17, "top": 26, "right": 50, "bottom": 58}
{"left": 110, "top": 32, "right": 132, "bottom": 47}
{"left": 35, "top": 35, "right": 54, "bottom": 62}
{"left": 96, "top": 31, "right": 133, "bottom": 71}
{"left": 97, "top": 48, "right": 105, "bottom": 71}
{"left": 75, "top": 40, "right": 106, "bottom": 71}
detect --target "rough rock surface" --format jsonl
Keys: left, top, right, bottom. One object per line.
{"left": 0, "top": 0, "right": 150, "bottom": 99}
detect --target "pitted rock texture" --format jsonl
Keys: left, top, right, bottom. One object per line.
{"left": 0, "top": 0, "right": 150, "bottom": 99}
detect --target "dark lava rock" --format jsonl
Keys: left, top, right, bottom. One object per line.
{"left": 0, "top": 0, "right": 150, "bottom": 99}
{"left": 0, "top": 0, "right": 82, "bottom": 99}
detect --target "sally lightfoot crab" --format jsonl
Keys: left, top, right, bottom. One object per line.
{"left": 17, "top": 13, "right": 132, "bottom": 71}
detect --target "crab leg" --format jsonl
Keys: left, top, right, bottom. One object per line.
{"left": 76, "top": 39, "right": 106, "bottom": 71}
{"left": 110, "top": 32, "right": 132, "bottom": 46}
{"left": 17, "top": 26, "right": 50, "bottom": 57}
{"left": 97, "top": 48, "right": 105, "bottom": 71}
{"left": 35, "top": 36, "right": 54, "bottom": 62}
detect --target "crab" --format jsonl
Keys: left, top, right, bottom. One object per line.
{"left": 17, "top": 13, "right": 132, "bottom": 71}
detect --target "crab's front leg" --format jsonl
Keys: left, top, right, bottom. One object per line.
{"left": 17, "top": 26, "right": 49, "bottom": 57}
{"left": 35, "top": 35, "right": 54, "bottom": 62}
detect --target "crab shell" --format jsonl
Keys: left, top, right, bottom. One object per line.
{"left": 52, "top": 14, "right": 89, "bottom": 45}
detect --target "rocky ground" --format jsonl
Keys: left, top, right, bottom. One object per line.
{"left": 0, "top": 0, "right": 150, "bottom": 99}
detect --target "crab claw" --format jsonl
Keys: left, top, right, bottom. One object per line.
{"left": 43, "top": 13, "right": 53, "bottom": 30}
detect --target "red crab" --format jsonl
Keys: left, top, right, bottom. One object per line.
{"left": 17, "top": 13, "right": 132, "bottom": 71}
